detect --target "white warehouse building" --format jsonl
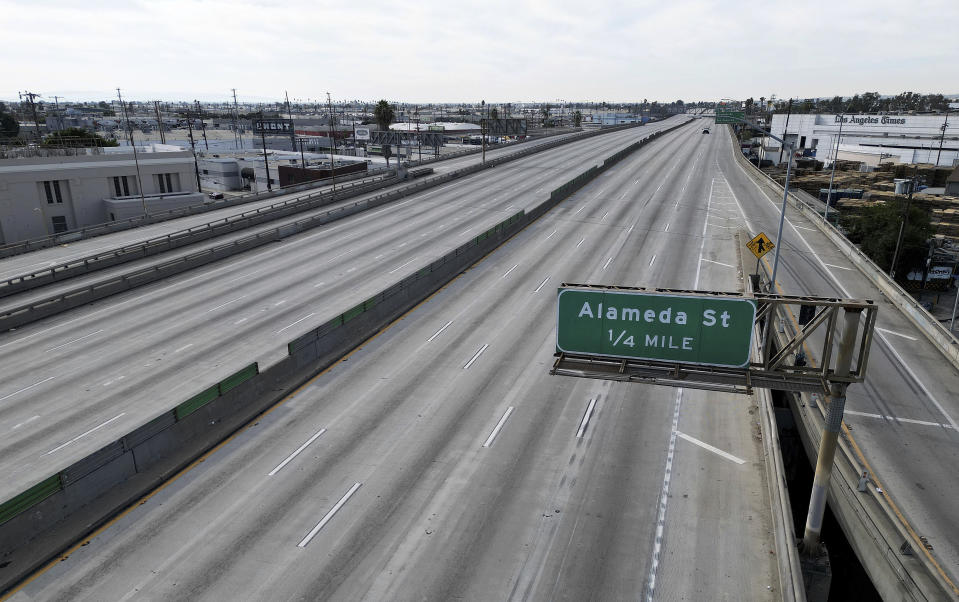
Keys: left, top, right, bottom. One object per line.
{"left": 0, "top": 145, "right": 204, "bottom": 245}
{"left": 764, "top": 113, "right": 958, "bottom": 168}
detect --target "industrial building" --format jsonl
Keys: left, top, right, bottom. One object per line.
{"left": 763, "top": 113, "right": 958, "bottom": 168}
{"left": 0, "top": 145, "right": 203, "bottom": 244}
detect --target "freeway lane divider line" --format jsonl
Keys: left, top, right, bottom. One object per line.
{"left": 545, "top": 230, "right": 557, "bottom": 240}
{"left": 268, "top": 428, "right": 328, "bottom": 476}
{"left": 676, "top": 431, "right": 746, "bottom": 465}
{"left": 42, "top": 330, "right": 104, "bottom": 353}
{"left": 427, "top": 320, "right": 453, "bottom": 342}
{"left": 534, "top": 277, "right": 551, "bottom": 293}
{"left": 844, "top": 410, "right": 954, "bottom": 430}
{"left": 45, "top": 413, "right": 126, "bottom": 456}
{"left": 822, "top": 263, "right": 853, "bottom": 271}
{"left": 10, "top": 415, "right": 40, "bottom": 431}
{"left": 326, "top": 249, "right": 353, "bottom": 263}
{"left": 502, "top": 264, "right": 519, "bottom": 278}
{"left": 575, "top": 398, "right": 597, "bottom": 439}
{"left": 388, "top": 257, "right": 418, "bottom": 274}
{"left": 664, "top": 223, "right": 669, "bottom": 233}
{"left": 174, "top": 343, "right": 194, "bottom": 353}
{"left": 206, "top": 296, "right": 246, "bottom": 313}
{"left": 296, "top": 482, "right": 362, "bottom": 548}
{"left": 575, "top": 238, "right": 585, "bottom": 248}
{"left": 602, "top": 257, "right": 613, "bottom": 270}
{"left": 649, "top": 255, "right": 656, "bottom": 267}
{"left": 483, "top": 406, "right": 515, "bottom": 448}
{"left": 463, "top": 344, "right": 489, "bottom": 370}
{"left": 0, "top": 376, "right": 56, "bottom": 403}
{"left": 645, "top": 388, "right": 684, "bottom": 601}
{"left": 875, "top": 327, "right": 918, "bottom": 341}
{"left": 275, "top": 313, "right": 316, "bottom": 334}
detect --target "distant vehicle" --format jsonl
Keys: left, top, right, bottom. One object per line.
{"left": 208, "top": 192, "right": 224, "bottom": 200}
{"left": 702, "top": 128, "right": 710, "bottom": 134}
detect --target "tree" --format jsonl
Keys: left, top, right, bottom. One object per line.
{"left": 374, "top": 99, "right": 395, "bottom": 130}
{"left": 43, "top": 127, "right": 119, "bottom": 147}
{"left": 573, "top": 110, "right": 582, "bottom": 127}
{"left": 489, "top": 107, "right": 499, "bottom": 120}
{"left": 841, "top": 200, "right": 931, "bottom": 276}
{"left": 0, "top": 102, "right": 19, "bottom": 138}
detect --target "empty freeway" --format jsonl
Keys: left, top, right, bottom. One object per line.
{"left": 3, "top": 115, "right": 959, "bottom": 600}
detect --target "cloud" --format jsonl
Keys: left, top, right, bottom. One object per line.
{"left": 1, "top": 0, "right": 956, "bottom": 102}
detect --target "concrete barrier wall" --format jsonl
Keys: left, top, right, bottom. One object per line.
{"left": 727, "top": 126, "right": 959, "bottom": 372}
{"left": 0, "top": 119, "right": 689, "bottom": 595}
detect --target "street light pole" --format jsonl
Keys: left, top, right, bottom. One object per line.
{"left": 936, "top": 115, "right": 949, "bottom": 167}
{"left": 824, "top": 113, "right": 845, "bottom": 223}
{"left": 889, "top": 167, "right": 919, "bottom": 279}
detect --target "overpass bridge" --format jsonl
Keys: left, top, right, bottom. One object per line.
{"left": 0, "top": 115, "right": 956, "bottom": 600}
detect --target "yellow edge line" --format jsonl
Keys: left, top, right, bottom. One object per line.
{"left": 2, "top": 196, "right": 551, "bottom": 600}
{"left": 760, "top": 251, "right": 959, "bottom": 596}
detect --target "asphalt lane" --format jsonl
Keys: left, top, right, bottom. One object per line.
{"left": 716, "top": 128, "right": 959, "bottom": 587}
{"left": 0, "top": 133, "right": 578, "bottom": 282}
{"left": 14, "top": 119, "right": 779, "bottom": 600}
{"left": 0, "top": 119, "right": 687, "bottom": 503}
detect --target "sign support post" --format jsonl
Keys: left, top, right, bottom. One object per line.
{"left": 801, "top": 307, "right": 863, "bottom": 556}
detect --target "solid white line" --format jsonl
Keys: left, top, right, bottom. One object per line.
{"left": 676, "top": 431, "right": 746, "bottom": 464}
{"left": 603, "top": 257, "right": 613, "bottom": 270}
{"left": 502, "top": 264, "right": 519, "bottom": 278}
{"left": 268, "top": 428, "right": 327, "bottom": 476}
{"left": 464, "top": 344, "right": 489, "bottom": 369}
{"left": 297, "top": 482, "right": 362, "bottom": 547}
{"left": 43, "top": 329, "right": 104, "bottom": 353}
{"left": 844, "top": 409, "right": 954, "bottom": 429}
{"left": 427, "top": 320, "right": 453, "bottom": 342}
{"left": 46, "top": 413, "right": 126, "bottom": 455}
{"left": 700, "top": 258, "right": 735, "bottom": 268}
{"left": 576, "top": 398, "right": 597, "bottom": 438}
{"left": 0, "top": 376, "right": 56, "bottom": 403}
{"left": 875, "top": 327, "right": 918, "bottom": 341}
{"left": 174, "top": 343, "right": 194, "bottom": 353}
{"left": 693, "top": 180, "right": 715, "bottom": 288}
{"left": 206, "top": 296, "right": 246, "bottom": 313}
{"left": 545, "top": 230, "right": 557, "bottom": 240}
{"left": 483, "top": 406, "right": 514, "bottom": 447}
{"left": 575, "top": 238, "right": 585, "bottom": 248}
{"left": 534, "top": 276, "right": 550, "bottom": 293}
{"left": 823, "top": 263, "right": 853, "bottom": 271}
{"left": 388, "top": 258, "right": 417, "bottom": 274}
{"left": 275, "top": 312, "right": 316, "bottom": 334}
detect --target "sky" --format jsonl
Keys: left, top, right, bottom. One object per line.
{"left": 2, "top": 0, "right": 956, "bottom": 104}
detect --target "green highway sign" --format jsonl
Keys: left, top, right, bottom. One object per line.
{"left": 715, "top": 110, "right": 745, "bottom": 124}
{"left": 556, "top": 288, "right": 757, "bottom": 367}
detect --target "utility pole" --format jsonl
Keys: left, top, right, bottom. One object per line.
{"left": 259, "top": 111, "right": 271, "bottom": 192}
{"left": 194, "top": 100, "right": 209, "bottom": 150}
{"left": 779, "top": 98, "right": 793, "bottom": 165}
{"left": 889, "top": 166, "right": 919, "bottom": 279}
{"left": 481, "top": 100, "right": 486, "bottom": 165}
{"left": 824, "top": 113, "right": 845, "bottom": 223}
{"left": 153, "top": 101, "right": 166, "bottom": 144}
{"left": 184, "top": 109, "right": 202, "bottom": 192}
{"left": 51, "top": 95, "right": 62, "bottom": 132}
{"left": 231, "top": 88, "right": 242, "bottom": 149}
{"left": 326, "top": 92, "right": 336, "bottom": 196}
{"left": 936, "top": 115, "right": 949, "bottom": 167}
{"left": 285, "top": 90, "right": 296, "bottom": 150}
{"left": 116, "top": 88, "right": 148, "bottom": 214}
{"left": 18, "top": 91, "right": 43, "bottom": 141}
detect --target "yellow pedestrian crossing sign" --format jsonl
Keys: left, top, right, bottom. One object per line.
{"left": 747, "top": 232, "right": 774, "bottom": 259}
